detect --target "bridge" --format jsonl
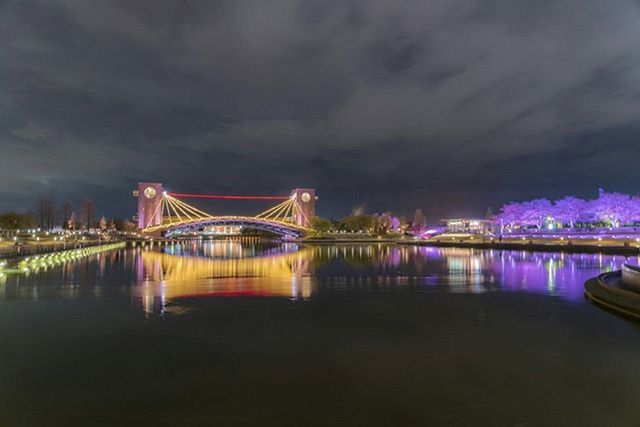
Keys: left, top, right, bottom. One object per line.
{"left": 134, "top": 183, "right": 316, "bottom": 237}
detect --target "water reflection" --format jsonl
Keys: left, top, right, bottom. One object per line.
{"left": 1, "top": 241, "right": 638, "bottom": 315}
{"left": 133, "top": 242, "right": 314, "bottom": 314}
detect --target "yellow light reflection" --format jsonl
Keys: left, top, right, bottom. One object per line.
{"left": 133, "top": 247, "right": 314, "bottom": 314}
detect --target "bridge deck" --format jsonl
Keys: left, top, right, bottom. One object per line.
{"left": 143, "top": 215, "right": 312, "bottom": 236}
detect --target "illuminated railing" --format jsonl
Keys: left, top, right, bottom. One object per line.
{"left": 3, "top": 242, "right": 126, "bottom": 274}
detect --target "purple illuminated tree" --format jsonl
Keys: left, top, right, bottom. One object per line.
{"left": 552, "top": 196, "right": 587, "bottom": 228}
{"left": 591, "top": 191, "right": 633, "bottom": 227}
{"left": 631, "top": 196, "right": 640, "bottom": 222}
{"left": 389, "top": 216, "right": 401, "bottom": 232}
{"left": 521, "top": 199, "right": 553, "bottom": 228}
{"left": 495, "top": 190, "right": 640, "bottom": 232}
{"left": 497, "top": 201, "right": 526, "bottom": 229}
{"left": 374, "top": 212, "right": 393, "bottom": 234}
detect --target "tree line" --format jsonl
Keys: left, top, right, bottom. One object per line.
{"left": 310, "top": 208, "right": 428, "bottom": 235}
{"left": 0, "top": 196, "right": 136, "bottom": 232}
{"left": 496, "top": 189, "right": 640, "bottom": 230}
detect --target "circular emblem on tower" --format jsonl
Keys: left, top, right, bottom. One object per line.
{"left": 144, "top": 186, "right": 157, "bottom": 199}
{"left": 301, "top": 192, "right": 311, "bottom": 203}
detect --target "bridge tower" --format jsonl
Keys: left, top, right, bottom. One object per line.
{"left": 291, "top": 188, "right": 316, "bottom": 228}
{"left": 134, "top": 182, "right": 164, "bottom": 229}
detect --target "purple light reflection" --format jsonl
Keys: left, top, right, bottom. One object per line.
{"left": 415, "top": 246, "right": 638, "bottom": 301}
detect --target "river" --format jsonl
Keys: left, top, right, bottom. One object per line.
{"left": 1, "top": 241, "right": 639, "bottom": 426}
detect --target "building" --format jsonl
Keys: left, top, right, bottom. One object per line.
{"left": 443, "top": 218, "right": 494, "bottom": 235}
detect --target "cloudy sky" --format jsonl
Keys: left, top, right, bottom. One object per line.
{"left": 1, "top": 0, "right": 640, "bottom": 220}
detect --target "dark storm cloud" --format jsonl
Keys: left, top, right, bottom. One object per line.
{"left": 1, "top": 0, "right": 640, "bottom": 219}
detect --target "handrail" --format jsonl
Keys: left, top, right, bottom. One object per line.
{"left": 623, "top": 263, "right": 640, "bottom": 273}
{"left": 622, "top": 264, "right": 640, "bottom": 291}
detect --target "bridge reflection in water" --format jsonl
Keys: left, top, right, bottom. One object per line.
{"left": 133, "top": 243, "right": 640, "bottom": 315}
{"left": 1, "top": 242, "right": 638, "bottom": 316}
{"left": 133, "top": 242, "right": 313, "bottom": 315}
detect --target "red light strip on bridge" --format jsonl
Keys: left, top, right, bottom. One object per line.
{"left": 167, "top": 192, "right": 289, "bottom": 201}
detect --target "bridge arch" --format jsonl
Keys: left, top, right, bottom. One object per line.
{"left": 150, "top": 216, "right": 310, "bottom": 238}
{"left": 134, "top": 185, "right": 317, "bottom": 236}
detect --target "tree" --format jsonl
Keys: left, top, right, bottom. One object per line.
{"left": 310, "top": 216, "right": 332, "bottom": 233}
{"left": 496, "top": 190, "right": 640, "bottom": 231}
{"left": 631, "top": 196, "right": 640, "bottom": 223}
{"left": 36, "top": 195, "right": 55, "bottom": 230}
{"left": 591, "top": 191, "right": 634, "bottom": 227}
{"left": 497, "top": 201, "right": 526, "bottom": 229}
{"left": 0, "top": 212, "right": 37, "bottom": 230}
{"left": 497, "top": 199, "right": 552, "bottom": 229}
{"left": 114, "top": 219, "right": 136, "bottom": 232}
{"left": 60, "top": 200, "right": 73, "bottom": 229}
{"left": 340, "top": 215, "right": 376, "bottom": 233}
{"left": 398, "top": 216, "right": 408, "bottom": 232}
{"left": 375, "top": 212, "right": 395, "bottom": 234}
{"left": 389, "top": 216, "right": 401, "bottom": 232}
{"left": 485, "top": 207, "right": 494, "bottom": 221}
{"left": 521, "top": 199, "right": 553, "bottom": 228}
{"left": 412, "top": 209, "right": 426, "bottom": 233}
{"left": 80, "top": 199, "right": 94, "bottom": 229}
{"left": 0, "top": 212, "right": 21, "bottom": 229}
{"left": 552, "top": 196, "right": 586, "bottom": 228}
{"left": 67, "top": 212, "right": 77, "bottom": 230}
{"left": 99, "top": 216, "right": 108, "bottom": 231}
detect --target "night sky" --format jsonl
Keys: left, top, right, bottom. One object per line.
{"left": 2, "top": 1, "right": 640, "bottom": 220}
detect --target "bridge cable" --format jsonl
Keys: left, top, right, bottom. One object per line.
{"left": 145, "top": 196, "right": 166, "bottom": 229}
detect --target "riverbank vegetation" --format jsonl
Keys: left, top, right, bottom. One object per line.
{"left": 308, "top": 208, "right": 427, "bottom": 238}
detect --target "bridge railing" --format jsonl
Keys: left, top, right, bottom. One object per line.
{"left": 0, "top": 240, "right": 120, "bottom": 260}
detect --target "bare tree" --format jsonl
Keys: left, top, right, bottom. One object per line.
{"left": 99, "top": 216, "right": 107, "bottom": 231}
{"left": 36, "top": 196, "right": 55, "bottom": 230}
{"left": 80, "top": 198, "right": 94, "bottom": 229}
{"left": 60, "top": 200, "right": 73, "bottom": 229}
{"left": 485, "top": 207, "right": 494, "bottom": 220}
{"left": 412, "top": 209, "right": 426, "bottom": 233}
{"left": 68, "top": 212, "right": 77, "bottom": 230}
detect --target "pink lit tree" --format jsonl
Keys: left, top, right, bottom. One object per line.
{"left": 590, "top": 191, "right": 634, "bottom": 227}
{"left": 496, "top": 190, "right": 640, "bottom": 232}
{"left": 631, "top": 196, "right": 640, "bottom": 223}
{"left": 497, "top": 201, "right": 526, "bottom": 230}
{"left": 520, "top": 199, "right": 553, "bottom": 228}
{"left": 389, "top": 216, "right": 401, "bottom": 232}
{"left": 552, "top": 196, "right": 587, "bottom": 228}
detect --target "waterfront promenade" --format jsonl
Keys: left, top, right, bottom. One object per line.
{"left": 405, "top": 232, "right": 640, "bottom": 256}
{"left": 585, "top": 266, "right": 640, "bottom": 320}
{"left": 0, "top": 238, "right": 118, "bottom": 260}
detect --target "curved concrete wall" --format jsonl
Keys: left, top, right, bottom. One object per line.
{"left": 622, "top": 264, "right": 640, "bottom": 291}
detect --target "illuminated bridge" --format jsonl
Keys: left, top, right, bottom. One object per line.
{"left": 135, "top": 183, "right": 316, "bottom": 237}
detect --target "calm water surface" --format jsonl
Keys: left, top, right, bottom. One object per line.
{"left": 1, "top": 241, "right": 640, "bottom": 426}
